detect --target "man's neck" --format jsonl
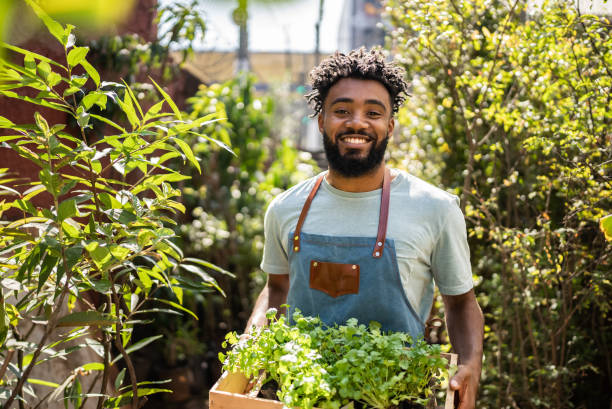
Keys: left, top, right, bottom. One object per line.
{"left": 325, "top": 164, "right": 387, "bottom": 193}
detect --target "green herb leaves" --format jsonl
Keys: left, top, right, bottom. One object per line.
{"left": 220, "top": 310, "right": 449, "bottom": 409}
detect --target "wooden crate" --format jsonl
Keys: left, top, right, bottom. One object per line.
{"left": 210, "top": 353, "right": 458, "bottom": 409}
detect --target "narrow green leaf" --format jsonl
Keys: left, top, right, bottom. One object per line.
{"left": 37, "top": 61, "right": 51, "bottom": 79}
{"left": 27, "top": 378, "right": 60, "bottom": 388}
{"left": 38, "top": 254, "right": 59, "bottom": 292}
{"left": 63, "top": 86, "right": 81, "bottom": 97}
{"left": 21, "top": 184, "right": 45, "bottom": 201}
{"left": 149, "top": 76, "right": 181, "bottom": 120}
{"left": 81, "top": 92, "right": 107, "bottom": 111}
{"left": 17, "top": 241, "right": 46, "bottom": 282}
{"left": 0, "top": 300, "right": 9, "bottom": 346}
{"left": 57, "top": 198, "right": 77, "bottom": 221}
{"left": 47, "top": 71, "right": 62, "bottom": 87}
{"left": 24, "top": 0, "right": 67, "bottom": 45}
{"left": 114, "top": 368, "right": 126, "bottom": 390}
{"left": 111, "top": 335, "right": 164, "bottom": 366}
{"left": 600, "top": 215, "right": 612, "bottom": 241}
{"left": 57, "top": 311, "right": 115, "bottom": 327}
{"left": 0, "top": 115, "right": 15, "bottom": 128}
{"left": 58, "top": 245, "right": 83, "bottom": 280}
{"left": 117, "top": 94, "right": 139, "bottom": 130}
{"left": 61, "top": 219, "right": 82, "bottom": 238}
{"left": 81, "top": 362, "right": 104, "bottom": 371}
{"left": 183, "top": 257, "right": 235, "bottom": 277}
{"left": 122, "top": 80, "right": 144, "bottom": 119}
{"left": 143, "top": 100, "right": 164, "bottom": 122}
{"left": 84, "top": 241, "right": 112, "bottom": 270}
{"left": 172, "top": 137, "right": 200, "bottom": 173}
{"left": 153, "top": 298, "right": 198, "bottom": 320}
{"left": 80, "top": 60, "right": 100, "bottom": 88}
{"left": 0, "top": 43, "right": 66, "bottom": 70}
{"left": 90, "top": 114, "right": 126, "bottom": 133}
{"left": 0, "top": 89, "right": 72, "bottom": 114}
{"left": 67, "top": 47, "right": 89, "bottom": 68}
{"left": 104, "top": 388, "right": 172, "bottom": 408}
{"left": 202, "top": 133, "right": 236, "bottom": 156}
{"left": 34, "top": 112, "right": 50, "bottom": 136}
{"left": 76, "top": 106, "right": 90, "bottom": 129}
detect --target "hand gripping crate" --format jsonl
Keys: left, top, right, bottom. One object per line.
{"left": 209, "top": 353, "right": 458, "bottom": 409}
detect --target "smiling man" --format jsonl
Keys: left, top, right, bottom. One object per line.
{"left": 245, "top": 48, "right": 484, "bottom": 409}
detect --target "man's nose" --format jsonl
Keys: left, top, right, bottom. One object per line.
{"left": 345, "top": 113, "right": 368, "bottom": 131}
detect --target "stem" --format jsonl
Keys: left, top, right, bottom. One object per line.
{"left": 0, "top": 349, "right": 15, "bottom": 381}
{"left": 2, "top": 272, "right": 74, "bottom": 408}
{"left": 79, "top": 369, "right": 103, "bottom": 409}
{"left": 110, "top": 284, "right": 139, "bottom": 409}
{"left": 96, "top": 295, "right": 112, "bottom": 409}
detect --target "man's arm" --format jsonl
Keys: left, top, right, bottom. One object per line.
{"left": 442, "top": 289, "right": 484, "bottom": 409}
{"left": 244, "top": 273, "right": 290, "bottom": 332}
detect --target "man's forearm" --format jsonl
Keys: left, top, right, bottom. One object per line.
{"left": 244, "top": 275, "right": 289, "bottom": 333}
{"left": 444, "top": 291, "right": 484, "bottom": 371}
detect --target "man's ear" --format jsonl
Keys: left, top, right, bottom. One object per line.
{"left": 318, "top": 112, "right": 324, "bottom": 133}
{"left": 387, "top": 117, "right": 395, "bottom": 137}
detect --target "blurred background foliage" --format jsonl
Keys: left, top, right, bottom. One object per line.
{"left": 385, "top": 0, "right": 611, "bottom": 407}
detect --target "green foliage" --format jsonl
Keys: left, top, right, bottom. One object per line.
{"left": 175, "top": 74, "right": 317, "bottom": 342}
{"left": 386, "top": 0, "right": 611, "bottom": 407}
{"left": 220, "top": 309, "right": 448, "bottom": 409}
{"left": 156, "top": 0, "right": 207, "bottom": 63}
{"left": 0, "top": 5, "right": 228, "bottom": 408}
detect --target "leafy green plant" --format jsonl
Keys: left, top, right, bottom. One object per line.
{"left": 385, "top": 0, "right": 611, "bottom": 407}
{"left": 220, "top": 309, "right": 448, "bottom": 409}
{"left": 0, "top": 2, "right": 230, "bottom": 408}
{"left": 175, "top": 75, "right": 317, "bottom": 343}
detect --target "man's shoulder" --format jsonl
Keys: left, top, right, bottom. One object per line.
{"left": 267, "top": 173, "right": 324, "bottom": 214}
{"left": 394, "top": 169, "right": 460, "bottom": 209}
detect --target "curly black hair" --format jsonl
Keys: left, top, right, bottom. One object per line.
{"left": 305, "top": 47, "right": 409, "bottom": 116}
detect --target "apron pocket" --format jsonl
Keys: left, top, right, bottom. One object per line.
{"left": 309, "top": 260, "right": 359, "bottom": 298}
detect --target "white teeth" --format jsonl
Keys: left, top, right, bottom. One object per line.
{"left": 343, "top": 137, "right": 368, "bottom": 144}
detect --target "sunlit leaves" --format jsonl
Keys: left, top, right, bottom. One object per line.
{"left": 0, "top": 5, "right": 229, "bottom": 408}
{"left": 387, "top": 0, "right": 611, "bottom": 406}
{"left": 600, "top": 215, "right": 612, "bottom": 241}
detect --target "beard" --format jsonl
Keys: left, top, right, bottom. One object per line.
{"left": 322, "top": 131, "right": 389, "bottom": 178}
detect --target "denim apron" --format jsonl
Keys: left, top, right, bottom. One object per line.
{"left": 286, "top": 168, "right": 425, "bottom": 340}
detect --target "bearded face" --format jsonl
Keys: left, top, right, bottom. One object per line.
{"left": 323, "top": 131, "right": 389, "bottom": 178}
{"left": 318, "top": 78, "right": 394, "bottom": 178}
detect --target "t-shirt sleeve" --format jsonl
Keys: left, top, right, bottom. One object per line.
{"left": 260, "top": 201, "right": 290, "bottom": 275}
{"left": 431, "top": 197, "right": 474, "bottom": 295}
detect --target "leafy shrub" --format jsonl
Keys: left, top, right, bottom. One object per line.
{"left": 385, "top": 0, "right": 611, "bottom": 407}
{"left": 0, "top": 2, "right": 228, "bottom": 407}
{"left": 175, "top": 75, "right": 318, "bottom": 343}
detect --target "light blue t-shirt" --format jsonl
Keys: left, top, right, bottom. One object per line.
{"left": 260, "top": 169, "right": 473, "bottom": 323}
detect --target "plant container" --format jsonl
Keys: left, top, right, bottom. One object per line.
{"left": 209, "top": 353, "right": 458, "bottom": 409}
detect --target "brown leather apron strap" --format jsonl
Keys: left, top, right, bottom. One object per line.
{"left": 293, "top": 168, "right": 392, "bottom": 258}
{"left": 372, "top": 167, "right": 391, "bottom": 258}
{"left": 292, "top": 173, "right": 325, "bottom": 252}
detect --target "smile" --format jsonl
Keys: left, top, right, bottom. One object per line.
{"left": 340, "top": 136, "right": 372, "bottom": 145}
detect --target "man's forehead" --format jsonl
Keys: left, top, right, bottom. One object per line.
{"left": 324, "top": 78, "right": 392, "bottom": 108}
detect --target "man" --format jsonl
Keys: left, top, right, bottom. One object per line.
{"left": 245, "top": 48, "right": 483, "bottom": 409}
